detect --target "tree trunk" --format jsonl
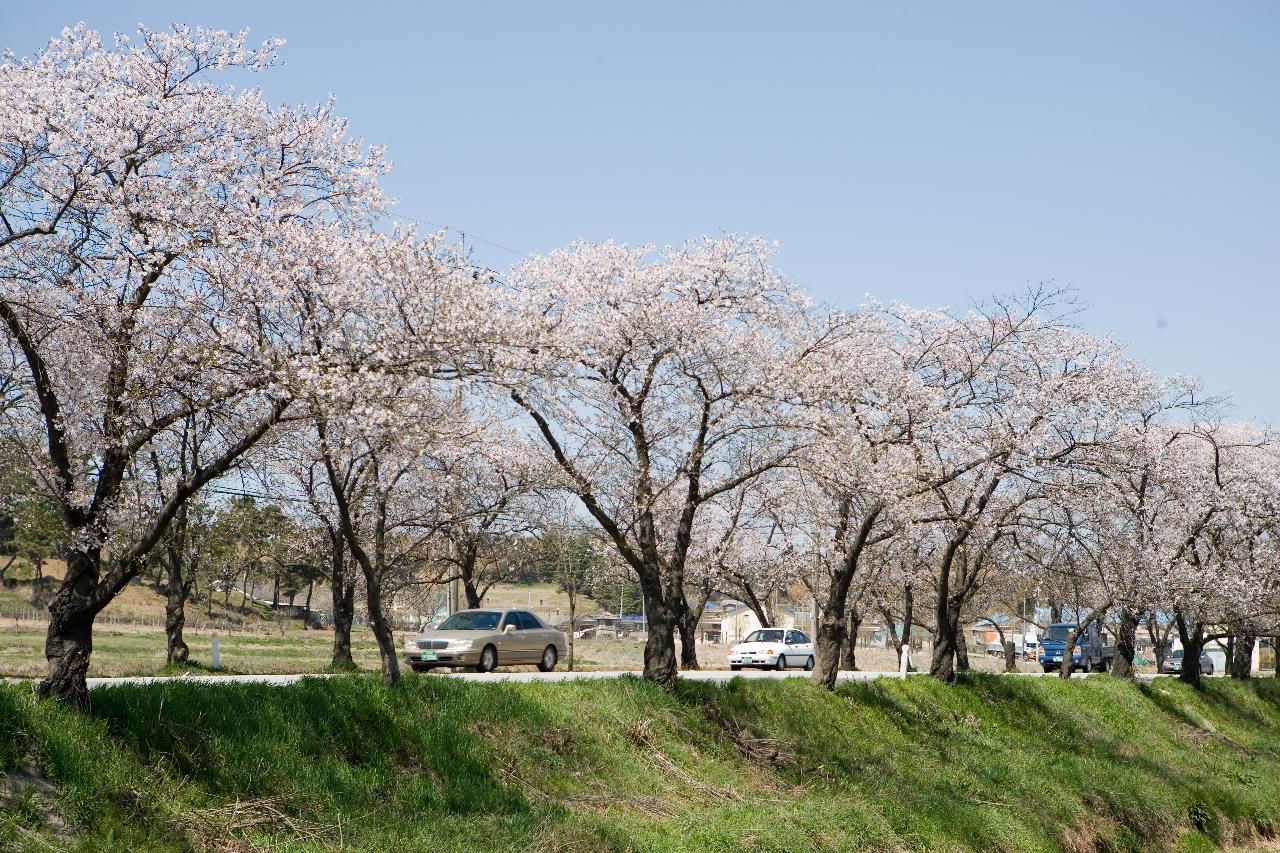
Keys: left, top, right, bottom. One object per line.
{"left": 329, "top": 534, "right": 357, "bottom": 671}
{"left": 460, "top": 548, "right": 483, "bottom": 609}
{"left": 1175, "top": 612, "right": 1205, "bottom": 689}
{"left": 954, "top": 623, "right": 970, "bottom": 671}
{"left": 929, "top": 619, "right": 957, "bottom": 684}
{"left": 164, "top": 579, "right": 189, "bottom": 665}
{"left": 930, "top": 591, "right": 962, "bottom": 683}
{"left": 1231, "top": 633, "right": 1255, "bottom": 680}
{"left": 1147, "top": 616, "right": 1170, "bottom": 674}
{"left": 880, "top": 605, "right": 903, "bottom": 657}
{"left": 330, "top": 577, "right": 356, "bottom": 671}
{"left": 811, "top": 604, "right": 846, "bottom": 689}
{"left": 739, "top": 580, "right": 773, "bottom": 630}
{"left": 676, "top": 593, "right": 699, "bottom": 671}
{"left": 678, "top": 587, "right": 713, "bottom": 671}
{"left": 37, "top": 551, "right": 103, "bottom": 708}
{"left": 567, "top": 594, "right": 577, "bottom": 672}
{"left": 640, "top": 582, "right": 678, "bottom": 688}
{"left": 678, "top": 612, "right": 699, "bottom": 670}
{"left": 163, "top": 546, "right": 190, "bottom": 667}
{"left": 841, "top": 607, "right": 860, "bottom": 671}
{"left": 363, "top": 564, "right": 399, "bottom": 687}
{"left": 1110, "top": 609, "right": 1138, "bottom": 679}
{"left": 983, "top": 619, "right": 1017, "bottom": 673}
{"left": 810, "top": 505, "right": 884, "bottom": 689}
{"left": 1178, "top": 636, "right": 1205, "bottom": 688}
{"left": 39, "top": 615, "right": 93, "bottom": 708}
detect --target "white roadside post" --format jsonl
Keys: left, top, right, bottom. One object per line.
{"left": 899, "top": 643, "right": 910, "bottom": 677}
{"left": 211, "top": 635, "right": 221, "bottom": 671}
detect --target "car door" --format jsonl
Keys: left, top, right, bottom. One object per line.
{"left": 790, "top": 631, "right": 814, "bottom": 664}
{"left": 524, "top": 611, "right": 558, "bottom": 657}
{"left": 784, "top": 631, "right": 801, "bottom": 665}
{"left": 514, "top": 611, "right": 542, "bottom": 662}
{"left": 496, "top": 611, "right": 521, "bottom": 661}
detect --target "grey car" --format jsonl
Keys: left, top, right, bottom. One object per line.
{"left": 1165, "top": 648, "right": 1215, "bottom": 676}
{"left": 402, "top": 608, "right": 568, "bottom": 673}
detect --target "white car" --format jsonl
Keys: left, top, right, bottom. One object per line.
{"left": 728, "top": 629, "right": 816, "bottom": 671}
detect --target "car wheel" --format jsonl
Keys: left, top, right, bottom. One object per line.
{"left": 774, "top": 655, "right": 787, "bottom": 671}
{"left": 730, "top": 665, "right": 742, "bottom": 671}
{"left": 537, "top": 645, "right": 558, "bottom": 672}
{"left": 804, "top": 656, "right": 815, "bottom": 671}
{"left": 476, "top": 644, "right": 498, "bottom": 673}
{"left": 1042, "top": 664, "right": 1054, "bottom": 674}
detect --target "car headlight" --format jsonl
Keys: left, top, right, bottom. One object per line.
{"left": 446, "top": 639, "right": 474, "bottom": 651}
{"left": 404, "top": 638, "right": 417, "bottom": 651}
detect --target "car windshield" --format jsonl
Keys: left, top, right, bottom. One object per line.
{"left": 436, "top": 611, "right": 501, "bottom": 631}
{"left": 744, "top": 630, "right": 784, "bottom": 644}
{"left": 1044, "top": 625, "right": 1075, "bottom": 642}
{"left": 1170, "top": 649, "right": 1184, "bottom": 660}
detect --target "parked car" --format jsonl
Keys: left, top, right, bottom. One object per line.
{"left": 727, "top": 629, "right": 815, "bottom": 671}
{"left": 1164, "top": 648, "right": 1214, "bottom": 676}
{"left": 402, "top": 608, "right": 568, "bottom": 673}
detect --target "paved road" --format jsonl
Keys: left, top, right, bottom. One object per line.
{"left": 0, "top": 667, "right": 1162, "bottom": 690}
{"left": 68, "top": 670, "right": 876, "bottom": 689}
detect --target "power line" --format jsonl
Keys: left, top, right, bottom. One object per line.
{"left": 376, "top": 211, "right": 525, "bottom": 258}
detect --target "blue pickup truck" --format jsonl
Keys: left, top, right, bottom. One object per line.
{"left": 1038, "top": 622, "right": 1114, "bottom": 673}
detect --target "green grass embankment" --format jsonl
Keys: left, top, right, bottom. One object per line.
{"left": 3, "top": 674, "right": 1280, "bottom": 851}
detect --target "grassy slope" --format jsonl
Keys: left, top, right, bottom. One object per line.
{"left": 2, "top": 675, "right": 1280, "bottom": 852}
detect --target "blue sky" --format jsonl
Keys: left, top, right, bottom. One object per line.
{"left": 4, "top": 2, "right": 1277, "bottom": 422}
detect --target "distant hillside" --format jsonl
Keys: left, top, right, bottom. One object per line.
{"left": 1, "top": 559, "right": 281, "bottom": 627}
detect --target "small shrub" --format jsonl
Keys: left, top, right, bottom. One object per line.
{"left": 1189, "top": 799, "right": 1221, "bottom": 841}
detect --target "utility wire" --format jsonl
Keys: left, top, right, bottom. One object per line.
{"left": 376, "top": 210, "right": 525, "bottom": 258}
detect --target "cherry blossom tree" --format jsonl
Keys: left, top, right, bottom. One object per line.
{"left": 1141, "top": 422, "right": 1277, "bottom": 686}
{"left": 0, "top": 24, "right": 399, "bottom": 705}
{"left": 902, "top": 295, "right": 1146, "bottom": 683}
{"left": 499, "top": 237, "right": 810, "bottom": 688}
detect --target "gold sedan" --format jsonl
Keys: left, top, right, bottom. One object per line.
{"left": 402, "top": 608, "right": 569, "bottom": 673}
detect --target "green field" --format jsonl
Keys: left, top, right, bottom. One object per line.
{"left": 3, "top": 674, "right": 1280, "bottom": 851}
{"left": 0, "top": 625, "right": 654, "bottom": 678}
{"left": 0, "top": 624, "right": 388, "bottom": 679}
